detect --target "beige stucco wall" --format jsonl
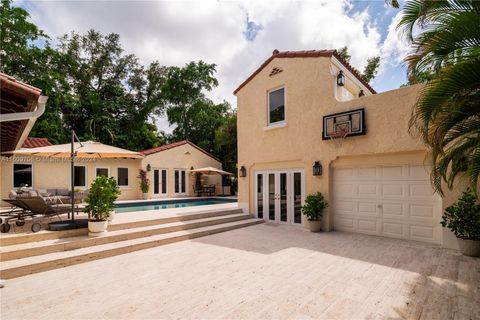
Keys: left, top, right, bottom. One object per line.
{"left": 142, "top": 143, "right": 222, "bottom": 198}
{"left": 0, "top": 156, "right": 142, "bottom": 206}
{"left": 236, "top": 56, "right": 461, "bottom": 248}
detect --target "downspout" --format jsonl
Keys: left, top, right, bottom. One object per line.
{"left": 0, "top": 95, "right": 48, "bottom": 150}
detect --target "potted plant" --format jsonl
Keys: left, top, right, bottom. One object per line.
{"left": 302, "top": 192, "right": 328, "bottom": 232}
{"left": 84, "top": 176, "right": 120, "bottom": 236}
{"left": 138, "top": 169, "right": 150, "bottom": 199}
{"left": 441, "top": 188, "right": 480, "bottom": 257}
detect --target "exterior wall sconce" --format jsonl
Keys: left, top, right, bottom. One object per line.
{"left": 239, "top": 166, "right": 247, "bottom": 177}
{"left": 337, "top": 70, "right": 345, "bottom": 86}
{"left": 146, "top": 164, "right": 151, "bottom": 172}
{"left": 313, "top": 161, "right": 322, "bottom": 176}
{"left": 358, "top": 90, "right": 365, "bottom": 97}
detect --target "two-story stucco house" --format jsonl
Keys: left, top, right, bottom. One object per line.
{"left": 235, "top": 49, "right": 461, "bottom": 249}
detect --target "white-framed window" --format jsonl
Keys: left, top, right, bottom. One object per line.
{"left": 117, "top": 167, "right": 129, "bottom": 187}
{"left": 74, "top": 166, "right": 87, "bottom": 187}
{"left": 174, "top": 169, "right": 187, "bottom": 194}
{"left": 96, "top": 167, "right": 110, "bottom": 178}
{"left": 268, "top": 87, "right": 285, "bottom": 126}
{"left": 13, "top": 163, "right": 33, "bottom": 188}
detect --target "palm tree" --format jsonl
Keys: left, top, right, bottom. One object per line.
{"left": 397, "top": 0, "right": 480, "bottom": 196}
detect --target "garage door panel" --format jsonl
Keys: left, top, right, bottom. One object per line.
{"left": 333, "top": 163, "right": 442, "bottom": 244}
{"left": 382, "top": 203, "right": 404, "bottom": 217}
{"left": 358, "top": 184, "right": 377, "bottom": 196}
{"left": 358, "top": 202, "right": 377, "bottom": 215}
{"left": 409, "top": 225, "right": 436, "bottom": 243}
{"left": 382, "top": 166, "right": 404, "bottom": 178}
{"left": 358, "top": 167, "right": 377, "bottom": 177}
{"left": 381, "top": 184, "right": 405, "bottom": 197}
{"left": 382, "top": 222, "right": 405, "bottom": 238}
{"left": 358, "top": 219, "right": 379, "bottom": 233}
{"left": 409, "top": 204, "right": 435, "bottom": 218}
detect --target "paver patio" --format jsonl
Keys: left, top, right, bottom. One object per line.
{"left": 1, "top": 223, "right": 479, "bottom": 319}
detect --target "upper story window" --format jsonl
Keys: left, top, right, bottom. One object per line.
{"left": 268, "top": 88, "right": 285, "bottom": 125}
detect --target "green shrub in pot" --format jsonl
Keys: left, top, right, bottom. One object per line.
{"left": 85, "top": 176, "right": 120, "bottom": 222}
{"left": 441, "top": 188, "right": 480, "bottom": 256}
{"left": 302, "top": 192, "right": 328, "bottom": 232}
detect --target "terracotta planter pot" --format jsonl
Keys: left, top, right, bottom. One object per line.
{"left": 457, "top": 238, "right": 480, "bottom": 257}
{"left": 306, "top": 219, "right": 322, "bottom": 232}
{"left": 88, "top": 220, "right": 108, "bottom": 236}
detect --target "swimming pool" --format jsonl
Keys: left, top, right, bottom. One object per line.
{"left": 115, "top": 198, "right": 237, "bottom": 213}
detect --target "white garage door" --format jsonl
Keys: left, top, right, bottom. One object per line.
{"left": 333, "top": 164, "right": 442, "bottom": 244}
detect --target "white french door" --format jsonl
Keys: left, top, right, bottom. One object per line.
{"left": 174, "top": 169, "right": 187, "bottom": 195}
{"left": 153, "top": 169, "right": 168, "bottom": 197}
{"left": 255, "top": 169, "right": 305, "bottom": 225}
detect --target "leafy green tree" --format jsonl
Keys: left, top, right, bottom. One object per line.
{"left": 1, "top": 0, "right": 69, "bottom": 143}
{"left": 162, "top": 61, "right": 228, "bottom": 153}
{"left": 336, "top": 46, "right": 380, "bottom": 83}
{"left": 215, "top": 111, "right": 237, "bottom": 176}
{"left": 362, "top": 56, "right": 380, "bottom": 83}
{"left": 398, "top": 0, "right": 480, "bottom": 195}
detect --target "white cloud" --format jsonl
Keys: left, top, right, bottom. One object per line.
{"left": 26, "top": 0, "right": 389, "bottom": 131}
{"left": 380, "top": 11, "right": 411, "bottom": 68}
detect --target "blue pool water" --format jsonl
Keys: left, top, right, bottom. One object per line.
{"left": 115, "top": 198, "right": 237, "bottom": 213}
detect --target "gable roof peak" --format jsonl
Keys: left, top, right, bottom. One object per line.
{"left": 233, "top": 49, "right": 376, "bottom": 95}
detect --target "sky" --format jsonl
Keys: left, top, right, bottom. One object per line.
{"left": 21, "top": 0, "right": 411, "bottom": 132}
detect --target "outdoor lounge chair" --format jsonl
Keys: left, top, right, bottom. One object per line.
{"left": 0, "top": 198, "right": 36, "bottom": 233}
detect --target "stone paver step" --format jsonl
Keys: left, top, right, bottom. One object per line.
{"left": 0, "top": 218, "right": 263, "bottom": 279}
{"left": 0, "top": 213, "right": 251, "bottom": 261}
{"left": 0, "top": 207, "right": 242, "bottom": 246}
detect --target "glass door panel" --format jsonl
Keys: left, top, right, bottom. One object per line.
{"left": 293, "top": 172, "right": 302, "bottom": 224}
{"left": 280, "top": 173, "right": 288, "bottom": 222}
{"left": 161, "top": 170, "right": 167, "bottom": 194}
{"left": 153, "top": 170, "right": 160, "bottom": 195}
{"left": 268, "top": 173, "right": 275, "bottom": 221}
{"left": 256, "top": 174, "right": 263, "bottom": 219}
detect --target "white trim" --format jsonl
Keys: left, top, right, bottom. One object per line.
{"left": 117, "top": 167, "right": 129, "bottom": 188}
{"left": 267, "top": 86, "right": 286, "bottom": 126}
{"left": 173, "top": 168, "right": 188, "bottom": 195}
{"left": 73, "top": 165, "right": 87, "bottom": 188}
{"left": 254, "top": 168, "right": 305, "bottom": 225}
{"left": 12, "top": 162, "right": 33, "bottom": 189}
{"left": 95, "top": 167, "right": 110, "bottom": 178}
{"left": 152, "top": 168, "right": 169, "bottom": 197}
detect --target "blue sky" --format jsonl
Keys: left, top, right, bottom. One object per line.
{"left": 22, "top": 0, "right": 411, "bottom": 131}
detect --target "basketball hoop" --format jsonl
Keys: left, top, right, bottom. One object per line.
{"left": 328, "top": 128, "right": 348, "bottom": 148}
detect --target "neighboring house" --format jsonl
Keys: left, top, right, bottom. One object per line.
{"left": 21, "top": 137, "right": 53, "bottom": 148}
{"left": 140, "top": 140, "right": 223, "bottom": 198}
{"left": 234, "top": 49, "right": 461, "bottom": 248}
{"left": 1, "top": 139, "right": 224, "bottom": 206}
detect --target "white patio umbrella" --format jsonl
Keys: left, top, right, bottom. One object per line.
{"left": 190, "top": 167, "right": 233, "bottom": 196}
{"left": 10, "top": 132, "right": 143, "bottom": 230}
{"left": 189, "top": 166, "right": 232, "bottom": 176}
{"left": 11, "top": 141, "right": 144, "bottom": 159}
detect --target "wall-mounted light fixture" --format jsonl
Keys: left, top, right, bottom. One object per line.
{"left": 313, "top": 161, "right": 322, "bottom": 176}
{"left": 190, "top": 166, "right": 194, "bottom": 170}
{"left": 358, "top": 90, "right": 365, "bottom": 97}
{"left": 337, "top": 70, "right": 345, "bottom": 86}
{"left": 239, "top": 166, "right": 247, "bottom": 178}
{"left": 146, "top": 164, "right": 151, "bottom": 172}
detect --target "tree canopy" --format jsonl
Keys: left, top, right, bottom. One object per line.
{"left": 336, "top": 46, "right": 381, "bottom": 83}
{"left": 0, "top": 0, "right": 235, "bottom": 168}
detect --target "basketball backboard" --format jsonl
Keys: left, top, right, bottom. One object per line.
{"left": 322, "top": 108, "right": 366, "bottom": 140}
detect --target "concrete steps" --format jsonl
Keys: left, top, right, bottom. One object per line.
{"left": 0, "top": 208, "right": 243, "bottom": 246}
{"left": 0, "top": 210, "right": 263, "bottom": 279}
